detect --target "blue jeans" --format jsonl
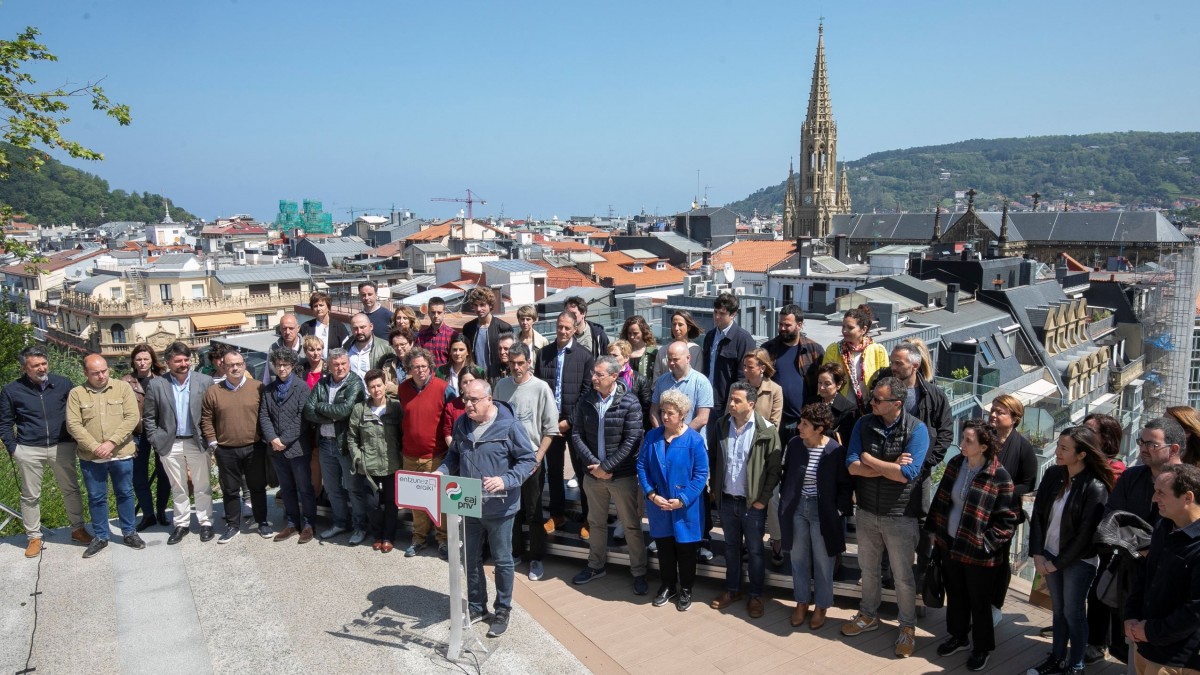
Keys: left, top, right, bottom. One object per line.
{"left": 790, "top": 496, "right": 835, "bottom": 608}
{"left": 856, "top": 510, "right": 919, "bottom": 628}
{"left": 271, "top": 451, "right": 315, "bottom": 529}
{"left": 131, "top": 433, "right": 169, "bottom": 517}
{"left": 1046, "top": 554, "right": 1097, "bottom": 669}
{"left": 719, "top": 494, "right": 766, "bottom": 596}
{"left": 318, "top": 438, "right": 372, "bottom": 531}
{"left": 465, "top": 514, "right": 516, "bottom": 614}
{"left": 318, "top": 438, "right": 351, "bottom": 530}
{"left": 80, "top": 458, "right": 136, "bottom": 541}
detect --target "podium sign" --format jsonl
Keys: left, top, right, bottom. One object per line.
{"left": 439, "top": 477, "right": 482, "bottom": 519}
{"left": 394, "top": 471, "right": 443, "bottom": 526}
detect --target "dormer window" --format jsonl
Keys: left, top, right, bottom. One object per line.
{"left": 654, "top": 261, "right": 666, "bottom": 271}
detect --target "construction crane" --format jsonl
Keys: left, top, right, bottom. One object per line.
{"left": 431, "top": 189, "right": 487, "bottom": 221}
{"left": 346, "top": 206, "right": 388, "bottom": 223}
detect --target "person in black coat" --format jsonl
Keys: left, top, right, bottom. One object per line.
{"left": 701, "top": 293, "right": 755, "bottom": 423}
{"left": 536, "top": 312, "right": 595, "bottom": 531}
{"left": 814, "top": 362, "right": 858, "bottom": 447}
{"left": 258, "top": 346, "right": 315, "bottom": 543}
{"left": 608, "top": 339, "right": 653, "bottom": 430}
{"left": 300, "top": 290, "right": 350, "bottom": 359}
{"left": 461, "top": 286, "right": 513, "bottom": 380}
{"left": 1027, "top": 426, "right": 1115, "bottom": 675}
{"left": 778, "top": 402, "right": 852, "bottom": 631}
{"left": 987, "top": 393, "right": 1039, "bottom": 612}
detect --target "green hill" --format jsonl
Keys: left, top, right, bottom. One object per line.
{"left": 725, "top": 131, "right": 1200, "bottom": 217}
{"left": 0, "top": 143, "right": 196, "bottom": 226}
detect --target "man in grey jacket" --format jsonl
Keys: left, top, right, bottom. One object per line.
{"left": 143, "top": 341, "right": 216, "bottom": 544}
{"left": 437, "top": 379, "right": 536, "bottom": 639}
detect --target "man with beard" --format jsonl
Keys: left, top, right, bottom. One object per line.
{"left": 761, "top": 304, "right": 824, "bottom": 446}
{"left": 417, "top": 296, "right": 456, "bottom": 366}
{"left": 1, "top": 346, "right": 91, "bottom": 558}
{"left": 359, "top": 281, "right": 393, "bottom": 338}
{"left": 345, "top": 312, "right": 391, "bottom": 380}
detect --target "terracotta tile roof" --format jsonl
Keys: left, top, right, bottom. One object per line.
{"left": 370, "top": 241, "right": 404, "bottom": 257}
{"left": 697, "top": 240, "right": 797, "bottom": 274}
{"left": 592, "top": 251, "right": 685, "bottom": 289}
{"left": 528, "top": 259, "right": 601, "bottom": 289}
{"left": 1060, "top": 252, "right": 1090, "bottom": 272}
{"left": 542, "top": 240, "right": 597, "bottom": 253}
{"left": 404, "top": 220, "right": 454, "bottom": 242}
{"left": 566, "top": 225, "right": 601, "bottom": 234}
{"left": 0, "top": 248, "right": 104, "bottom": 276}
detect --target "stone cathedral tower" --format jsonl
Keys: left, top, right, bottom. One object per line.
{"left": 785, "top": 24, "right": 850, "bottom": 241}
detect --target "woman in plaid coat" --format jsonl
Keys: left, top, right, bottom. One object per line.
{"left": 926, "top": 420, "right": 1017, "bottom": 672}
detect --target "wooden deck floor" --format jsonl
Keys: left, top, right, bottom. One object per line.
{"left": 513, "top": 556, "right": 1130, "bottom": 675}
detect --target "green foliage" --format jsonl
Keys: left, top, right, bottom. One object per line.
{"left": 725, "top": 131, "right": 1200, "bottom": 217}
{"left": 0, "top": 25, "right": 133, "bottom": 259}
{"left": 950, "top": 366, "right": 970, "bottom": 380}
{"left": 0, "top": 142, "right": 196, "bottom": 226}
{"left": 0, "top": 300, "right": 33, "bottom": 383}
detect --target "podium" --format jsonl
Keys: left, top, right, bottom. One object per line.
{"left": 395, "top": 471, "right": 488, "bottom": 664}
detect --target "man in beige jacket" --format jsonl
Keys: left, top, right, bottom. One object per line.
{"left": 66, "top": 354, "right": 143, "bottom": 558}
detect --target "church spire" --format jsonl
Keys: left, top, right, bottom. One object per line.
{"left": 806, "top": 23, "right": 833, "bottom": 129}
{"left": 784, "top": 158, "right": 798, "bottom": 236}
{"left": 837, "top": 162, "right": 851, "bottom": 212}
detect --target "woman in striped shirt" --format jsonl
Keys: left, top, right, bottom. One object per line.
{"left": 778, "top": 402, "right": 853, "bottom": 631}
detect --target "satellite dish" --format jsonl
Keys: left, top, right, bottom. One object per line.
{"left": 722, "top": 262, "right": 736, "bottom": 284}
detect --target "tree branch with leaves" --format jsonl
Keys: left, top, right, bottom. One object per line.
{"left": 0, "top": 25, "right": 131, "bottom": 261}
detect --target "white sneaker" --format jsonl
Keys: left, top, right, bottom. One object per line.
{"left": 529, "top": 560, "right": 544, "bottom": 581}
{"left": 698, "top": 546, "right": 714, "bottom": 562}
{"left": 566, "top": 477, "right": 579, "bottom": 489}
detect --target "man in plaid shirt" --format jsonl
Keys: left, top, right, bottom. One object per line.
{"left": 417, "top": 297, "right": 455, "bottom": 367}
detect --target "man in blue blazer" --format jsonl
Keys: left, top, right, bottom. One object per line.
{"left": 702, "top": 292, "right": 755, "bottom": 440}
{"left": 143, "top": 341, "right": 216, "bottom": 544}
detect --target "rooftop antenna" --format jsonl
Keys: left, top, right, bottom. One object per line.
{"left": 694, "top": 169, "right": 700, "bottom": 210}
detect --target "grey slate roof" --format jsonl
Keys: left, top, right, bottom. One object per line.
{"left": 484, "top": 259, "right": 546, "bottom": 274}
{"left": 649, "top": 231, "right": 708, "bottom": 253}
{"left": 72, "top": 273, "right": 122, "bottom": 295}
{"left": 214, "top": 264, "right": 310, "bottom": 285}
{"left": 305, "top": 236, "right": 372, "bottom": 255}
{"left": 411, "top": 243, "right": 450, "bottom": 254}
{"left": 154, "top": 253, "right": 200, "bottom": 267}
{"left": 831, "top": 211, "right": 1187, "bottom": 244}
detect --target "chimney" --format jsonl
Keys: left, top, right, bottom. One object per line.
{"left": 491, "top": 284, "right": 505, "bottom": 315}
{"left": 627, "top": 220, "right": 636, "bottom": 236}
{"left": 833, "top": 234, "right": 849, "bottom": 262}
{"left": 797, "top": 235, "right": 812, "bottom": 275}
{"left": 946, "top": 283, "right": 959, "bottom": 313}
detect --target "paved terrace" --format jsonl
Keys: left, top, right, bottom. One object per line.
{"left": 2, "top": 497, "right": 1130, "bottom": 675}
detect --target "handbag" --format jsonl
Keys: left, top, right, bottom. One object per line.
{"left": 922, "top": 546, "right": 946, "bottom": 609}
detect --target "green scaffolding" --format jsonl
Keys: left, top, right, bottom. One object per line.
{"left": 274, "top": 198, "right": 333, "bottom": 234}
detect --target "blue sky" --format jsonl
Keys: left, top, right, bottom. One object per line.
{"left": 6, "top": 1, "right": 1199, "bottom": 221}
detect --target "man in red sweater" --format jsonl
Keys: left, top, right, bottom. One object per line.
{"left": 396, "top": 347, "right": 450, "bottom": 558}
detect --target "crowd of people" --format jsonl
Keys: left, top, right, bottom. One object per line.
{"left": 2, "top": 284, "right": 1198, "bottom": 673}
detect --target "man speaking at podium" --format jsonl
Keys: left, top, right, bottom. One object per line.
{"left": 437, "top": 379, "right": 536, "bottom": 638}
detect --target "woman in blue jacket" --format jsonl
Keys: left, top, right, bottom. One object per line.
{"left": 637, "top": 388, "right": 708, "bottom": 612}
{"left": 778, "top": 402, "right": 852, "bottom": 631}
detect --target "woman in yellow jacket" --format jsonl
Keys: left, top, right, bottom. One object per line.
{"left": 822, "top": 304, "right": 888, "bottom": 414}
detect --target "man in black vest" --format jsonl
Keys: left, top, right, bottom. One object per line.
{"left": 840, "top": 376, "right": 930, "bottom": 659}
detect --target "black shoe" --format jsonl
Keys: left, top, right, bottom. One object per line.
{"left": 136, "top": 514, "right": 157, "bottom": 532}
{"left": 937, "top": 636, "right": 971, "bottom": 657}
{"left": 1084, "top": 646, "right": 1106, "bottom": 665}
{"left": 123, "top": 533, "right": 146, "bottom": 549}
{"left": 1039, "top": 625, "right": 1054, "bottom": 638}
{"left": 469, "top": 608, "right": 490, "bottom": 625}
{"left": 1026, "top": 655, "right": 1065, "bottom": 675}
{"left": 652, "top": 586, "right": 677, "bottom": 607}
{"left": 83, "top": 538, "right": 109, "bottom": 558}
{"left": 156, "top": 511, "right": 169, "bottom": 526}
{"left": 167, "top": 527, "right": 189, "bottom": 545}
{"left": 677, "top": 588, "right": 692, "bottom": 611}
{"left": 487, "top": 608, "right": 510, "bottom": 638}
{"left": 199, "top": 525, "right": 214, "bottom": 542}
{"left": 633, "top": 575, "right": 649, "bottom": 595}
{"left": 218, "top": 525, "right": 239, "bottom": 544}
{"left": 967, "top": 650, "right": 990, "bottom": 672}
